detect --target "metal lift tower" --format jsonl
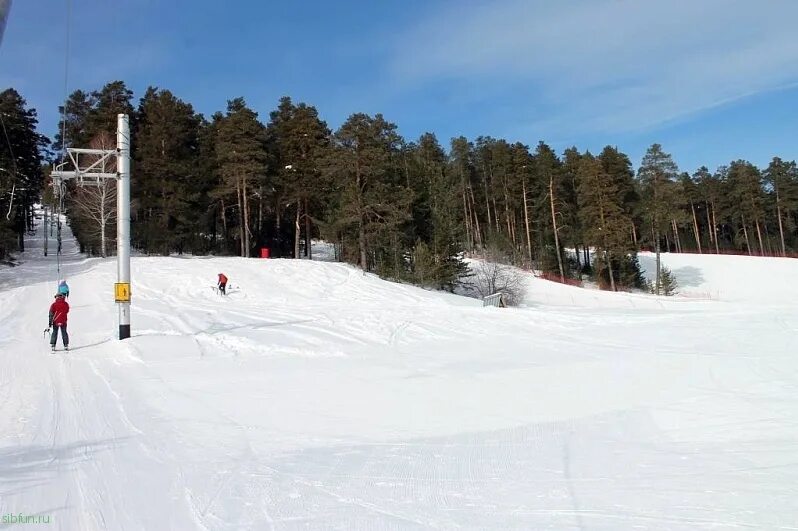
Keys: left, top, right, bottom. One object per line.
{"left": 51, "top": 114, "right": 132, "bottom": 339}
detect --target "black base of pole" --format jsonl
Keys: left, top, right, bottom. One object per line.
{"left": 119, "top": 324, "right": 131, "bottom": 340}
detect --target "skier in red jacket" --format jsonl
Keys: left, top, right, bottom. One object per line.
{"left": 48, "top": 293, "right": 70, "bottom": 351}
{"left": 217, "top": 273, "right": 228, "bottom": 295}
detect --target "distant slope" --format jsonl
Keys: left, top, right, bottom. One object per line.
{"left": 640, "top": 251, "right": 798, "bottom": 303}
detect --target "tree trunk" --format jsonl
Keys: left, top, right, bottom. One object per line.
{"left": 672, "top": 219, "right": 681, "bottom": 253}
{"left": 220, "top": 199, "right": 228, "bottom": 248}
{"left": 462, "top": 184, "right": 472, "bottom": 250}
{"left": 764, "top": 222, "right": 775, "bottom": 256}
{"left": 655, "top": 226, "right": 661, "bottom": 295}
{"left": 305, "top": 197, "right": 312, "bottom": 259}
{"left": 358, "top": 219, "right": 367, "bottom": 270}
{"left": 469, "top": 186, "right": 482, "bottom": 247}
{"left": 711, "top": 202, "right": 720, "bottom": 254}
{"left": 754, "top": 217, "right": 764, "bottom": 257}
{"left": 43, "top": 207, "right": 48, "bottom": 256}
{"left": 294, "top": 201, "right": 301, "bottom": 259}
{"left": 705, "top": 203, "right": 713, "bottom": 246}
{"left": 483, "top": 169, "right": 492, "bottom": 229}
{"left": 598, "top": 197, "right": 615, "bottom": 292}
{"left": 493, "top": 199, "right": 501, "bottom": 234}
{"left": 522, "top": 179, "right": 532, "bottom": 265}
{"left": 100, "top": 201, "right": 106, "bottom": 258}
{"left": 549, "top": 176, "right": 565, "bottom": 281}
{"left": 606, "top": 250, "right": 616, "bottom": 292}
{"left": 242, "top": 178, "right": 251, "bottom": 257}
{"left": 776, "top": 187, "right": 786, "bottom": 256}
{"left": 258, "top": 186, "right": 263, "bottom": 237}
{"left": 17, "top": 208, "right": 24, "bottom": 252}
{"left": 502, "top": 176, "right": 513, "bottom": 243}
{"left": 691, "top": 202, "right": 702, "bottom": 254}
{"left": 235, "top": 180, "right": 244, "bottom": 256}
{"left": 356, "top": 159, "right": 367, "bottom": 270}
{"left": 741, "top": 214, "right": 752, "bottom": 255}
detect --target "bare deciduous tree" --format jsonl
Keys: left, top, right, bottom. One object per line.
{"left": 71, "top": 132, "right": 117, "bottom": 257}
{"left": 466, "top": 259, "right": 525, "bottom": 306}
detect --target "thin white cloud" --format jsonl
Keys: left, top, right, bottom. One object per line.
{"left": 390, "top": 0, "right": 798, "bottom": 134}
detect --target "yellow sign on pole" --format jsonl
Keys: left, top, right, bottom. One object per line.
{"left": 115, "top": 282, "right": 131, "bottom": 302}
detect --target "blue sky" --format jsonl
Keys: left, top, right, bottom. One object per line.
{"left": 1, "top": 0, "right": 797, "bottom": 172}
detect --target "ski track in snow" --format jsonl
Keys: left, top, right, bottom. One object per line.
{"left": 1, "top": 216, "right": 797, "bottom": 530}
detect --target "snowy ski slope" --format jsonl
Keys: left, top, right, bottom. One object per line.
{"left": 0, "top": 219, "right": 797, "bottom": 530}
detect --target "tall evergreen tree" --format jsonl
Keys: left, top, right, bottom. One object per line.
{"left": 328, "top": 113, "right": 411, "bottom": 272}
{"left": 679, "top": 171, "right": 704, "bottom": 253}
{"left": 450, "top": 136, "right": 480, "bottom": 251}
{"left": 0, "top": 89, "right": 47, "bottom": 258}
{"left": 763, "top": 157, "right": 798, "bottom": 256}
{"left": 598, "top": 146, "right": 638, "bottom": 246}
{"left": 535, "top": 142, "right": 565, "bottom": 278}
{"left": 561, "top": 147, "right": 585, "bottom": 274}
{"left": 52, "top": 89, "right": 94, "bottom": 156}
{"left": 406, "top": 133, "right": 466, "bottom": 289}
{"left": 637, "top": 144, "right": 679, "bottom": 294}
{"left": 577, "top": 154, "right": 631, "bottom": 291}
{"left": 87, "top": 81, "right": 135, "bottom": 140}
{"left": 266, "top": 97, "right": 330, "bottom": 259}
{"left": 215, "top": 98, "right": 268, "bottom": 257}
{"left": 133, "top": 87, "right": 203, "bottom": 254}
{"left": 727, "top": 160, "right": 766, "bottom": 255}
{"left": 695, "top": 166, "right": 722, "bottom": 253}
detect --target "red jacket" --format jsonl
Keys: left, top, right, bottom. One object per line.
{"left": 218, "top": 274, "right": 228, "bottom": 284}
{"left": 49, "top": 298, "right": 70, "bottom": 326}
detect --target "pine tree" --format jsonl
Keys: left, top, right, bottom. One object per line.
{"left": 407, "top": 133, "right": 467, "bottom": 289}
{"left": 637, "top": 144, "right": 679, "bottom": 294}
{"left": 511, "top": 143, "right": 535, "bottom": 266}
{"left": 450, "top": 136, "right": 480, "bottom": 251}
{"left": 695, "top": 166, "right": 722, "bottom": 253}
{"left": 53, "top": 89, "right": 95, "bottom": 155}
{"left": 680, "top": 171, "right": 704, "bottom": 253}
{"left": 535, "top": 142, "right": 565, "bottom": 279}
{"left": 561, "top": 147, "right": 585, "bottom": 275}
{"left": 266, "top": 97, "right": 330, "bottom": 259}
{"left": 133, "top": 87, "right": 203, "bottom": 254}
{"left": 726, "top": 160, "right": 766, "bottom": 255}
{"left": 215, "top": 98, "right": 268, "bottom": 257}
{"left": 598, "top": 146, "right": 638, "bottom": 246}
{"left": 327, "top": 113, "right": 411, "bottom": 273}
{"left": 0, "top": 89, "right": 47, "bottom": 258}
{"left": 87, "top": 81, "right": 135, "bottom": 140}
{"left": 763, "top": 157, "right": 798, "bottom": 256}
{"left": 577, "top": 154, "right": 631, "bottom": 291}
{"left": 651, "top": 266, "right": 678, "bottom": 296}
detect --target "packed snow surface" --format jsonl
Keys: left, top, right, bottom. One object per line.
{"left": 1, "top": 219, "right": 796, "bottom": 530}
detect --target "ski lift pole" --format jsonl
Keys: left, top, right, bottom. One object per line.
{"left": 116, "top": 114, "right": 131, "bottom": 339}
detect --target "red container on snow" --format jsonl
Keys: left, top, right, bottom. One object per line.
{"left": 260, "top": 247, "right": 271, "bottom": 258}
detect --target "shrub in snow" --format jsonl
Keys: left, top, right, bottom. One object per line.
{"left": 467, "top": 261, "right": 524, "bottom": 306}
{"left": 649, "top": 266, "right": 678, "bottom": 296}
